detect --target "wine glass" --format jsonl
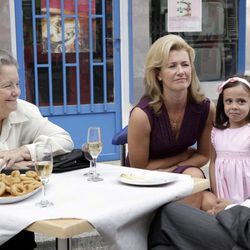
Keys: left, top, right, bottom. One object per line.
{"left": 87, "top": 127, "right": 103, "bottom": 182}
{"left": 82, "top": 143, "right": 95, "bottom": 177}
{"left": 34, "top": 144, "right": 53, "bottom": 207}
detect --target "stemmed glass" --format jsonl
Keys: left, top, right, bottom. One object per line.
{"left": 82, "top": 143, "right": 94, "bottom": 177}
{"left": 87, "top": 127, "right": 103, "bottom": 182}
{"left": 34, "top": 144, "right": 53, "bottom": 207}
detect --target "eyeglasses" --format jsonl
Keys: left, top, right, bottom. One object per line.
{"left": 0, "top": 81, "right": 20, "bottom": 90}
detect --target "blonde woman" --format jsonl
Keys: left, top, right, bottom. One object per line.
{"left": 127, "top": 34, "right": 215, "bottom": 210}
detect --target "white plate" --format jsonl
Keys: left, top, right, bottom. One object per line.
{"left": 119, "top": 173, "right": 178, "bottom": 186}
{"left": 0, "top": 186, "right": 42, "bottom": 204}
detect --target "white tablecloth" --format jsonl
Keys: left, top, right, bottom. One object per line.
{"left": 0, "top": 164, "right": 194, "bottom": 250}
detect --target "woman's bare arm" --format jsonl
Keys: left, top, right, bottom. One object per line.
{"left": 128, "top": 107, "right": 206, "bottom": 170}
{"left": 176, "top": 101, "right": 216, "bottom": 168}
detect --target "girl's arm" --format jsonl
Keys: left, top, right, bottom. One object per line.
{"left": 209, "top": 144, "right": 217, "bottom": 195}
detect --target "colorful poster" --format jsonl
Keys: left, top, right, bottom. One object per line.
{"left": 41, "top": 0, "right": 95, "bottom": 53}
{"left": 42, "top": 16, "right": 81, "bottom": 53}
{"left": 167, "top": 0, "right": 202, "bottom": 32}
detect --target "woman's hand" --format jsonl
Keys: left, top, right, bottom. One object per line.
{"left": 157, "top": 166, "right": 178, "bottom": 172}
{"left": 0, "top": 146, "right": 31, "bottom": 168}
{"left": 12, "top": 161, "right": 34, "bottom": 169}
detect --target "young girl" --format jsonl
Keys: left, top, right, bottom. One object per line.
{"left": 209, "top": 76, "right": 250, "bottom": 203}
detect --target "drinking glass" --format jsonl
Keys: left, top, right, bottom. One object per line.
{"left": 87, "top": 127, "right": 103, "bottom": 182}
{"left": 34, "top": 144, "right": 53, "bottom": 207}
{"left": 82, "top": 143, "right": 96, "bottom": 177}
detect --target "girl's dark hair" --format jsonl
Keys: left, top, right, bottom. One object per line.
{"left": 215, "top": 93, "right": 228, "bottom": 129}
{"left": 215, "top": 79, "right": 250, "bottom": 129}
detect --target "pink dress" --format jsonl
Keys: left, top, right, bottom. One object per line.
{"left": 211, "top": 123, "right": 250, "bottom": 203}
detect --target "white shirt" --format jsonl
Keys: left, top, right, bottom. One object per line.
{"left": 0, "top": 99, "right": 74, "bottom": 160}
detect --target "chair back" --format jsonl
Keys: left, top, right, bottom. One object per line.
{"left": 112, "top": 125, "right": 128, "bottom": 165}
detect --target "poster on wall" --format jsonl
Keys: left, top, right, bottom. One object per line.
{"left": 41, "top": 0, "right": 95, "bottom": 53}
{"left": 167, "top": 0, "right": 202, "bottom": 32}
{"left": 41, "top": 16, "right": 81, "bottom": 53}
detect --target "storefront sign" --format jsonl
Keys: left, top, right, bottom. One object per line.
{"left": 167, "top": 0, "right": 202, "bottom": 32}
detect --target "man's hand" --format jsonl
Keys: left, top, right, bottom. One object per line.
{"left": 0, "top": 146, "right": 31, "bottom": 168}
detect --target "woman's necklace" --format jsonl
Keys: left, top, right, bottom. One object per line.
{"left": 170, "top": 119, "right": 179, "bottom": 130}
{"left": 169, "top": 111, "right": 184, "bottom": 130}
{"left": 164, "top": 96, "right": 186, "bottom": 136}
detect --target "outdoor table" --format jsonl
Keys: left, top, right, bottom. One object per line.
{"left": 0, "top": 164, "right": 210, "bottom": 250}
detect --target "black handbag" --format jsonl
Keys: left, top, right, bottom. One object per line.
{"left": 53, "top": 149, "right": 90, "bottom": 173}
{"left": 2, "top": 149, "right": 89, "bottom": 174}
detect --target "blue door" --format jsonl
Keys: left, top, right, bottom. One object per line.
{"left": 15, "top": 0, "right": 121, "bottom": 161}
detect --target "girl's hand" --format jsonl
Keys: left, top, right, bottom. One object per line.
{"left": 214, "top": 198, "right": 232, "bottom": 212}
{"left": 207, "top": 198, "right": 232, "bottom": 215}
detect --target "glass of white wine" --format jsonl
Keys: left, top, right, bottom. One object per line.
{"left": 82, "top": 143, "right": 93, "bottom": 177}
{"left": 35, "top": 143, "right": 53, "bottom": 207}
{"left": 87, "top": 127, "right": 103, "bottom": 182}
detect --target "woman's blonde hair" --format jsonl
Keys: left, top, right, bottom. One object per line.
{"left": 144, "top": 34, "right": 205, "bottom": 114}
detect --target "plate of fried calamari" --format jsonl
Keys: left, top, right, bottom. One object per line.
{"left": 0, "top": 170, "right": 42, "bottom": 204}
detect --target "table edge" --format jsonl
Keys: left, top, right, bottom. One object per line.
{"left": 26, "top": 218, "right": 94, "bottom": 239}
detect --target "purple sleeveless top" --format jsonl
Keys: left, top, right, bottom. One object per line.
{"left": 126, "top": 97, "right": 210, "bottom": 166}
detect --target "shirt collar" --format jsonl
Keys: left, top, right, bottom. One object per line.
{"left": 7, "top": 102, "right": 29, "bottom": 125}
